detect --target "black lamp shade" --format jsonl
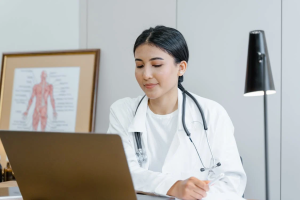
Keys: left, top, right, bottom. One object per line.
{"left": 244, "top": 30, "right": 276, "bottom": 96}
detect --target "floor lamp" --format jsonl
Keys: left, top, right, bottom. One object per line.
{"left": 244, "top": 30, "right": 276, "bottom": 200}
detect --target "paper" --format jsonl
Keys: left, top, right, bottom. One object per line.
{"left": 0, "top": 197, "right": 22, "bottom": 200}
{"left": 202, "top": 192, "right": 246, "bottom": 200}
{"left": 9, "top": 67, "right": 80, "bottom": 132}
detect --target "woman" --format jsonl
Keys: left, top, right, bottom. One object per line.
{"left": 107, "top": 26, "right": 246, "bottom": 199}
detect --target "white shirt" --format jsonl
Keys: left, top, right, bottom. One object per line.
{"left": 107, "top": 88, "right": 246, "bottom": 197}
{"left": 146, "top": 107, "right": 178, "bottom": 172}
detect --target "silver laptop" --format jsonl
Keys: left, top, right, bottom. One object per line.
{"left": 0, "top": 131, "right": 173, "bottom": 200}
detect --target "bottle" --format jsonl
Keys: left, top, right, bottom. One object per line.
{"left": 0, "top": 156, "right": 2, "bottom": 182}
{"left": 4, "top": 157, "right": 13, "bottom": 182}
{"left": 12, "top": 170, "right": 16, "bottom": 180}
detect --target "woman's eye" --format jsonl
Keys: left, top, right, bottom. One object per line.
{"left": 136, "top": 65, "right": 144, "bottom": 68}
{"left": 153, "top": 65, "right": 162, "bottom": 67}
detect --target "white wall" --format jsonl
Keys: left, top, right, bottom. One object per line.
{"left": 282, "top": 0, "right": 300, "bottom": 199}
{"left": 0, "top": 0, "right": 80, "bottom": 64}
{"left": 0, "top": 0, "right": 80, "bottom": 167}
{"left": 177, "top": 1, "right": 281, "bottom": 200}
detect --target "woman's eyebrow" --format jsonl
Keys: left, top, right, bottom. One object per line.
{"left": 149, "top": 57, "right": 164, "bottom": 61}
{"left": 135, "top": 57, "right": 164, "bottom": 61}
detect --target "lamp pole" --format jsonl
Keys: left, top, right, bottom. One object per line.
{"left": 259, "top": 52, "right": 270, "bottom": 200}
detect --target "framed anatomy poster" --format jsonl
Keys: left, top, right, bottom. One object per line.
{"left": 0, "top": 49, "right": 100, "bottom": 133}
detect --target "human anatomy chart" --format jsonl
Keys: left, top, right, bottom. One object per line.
{"left": 9, "top": 67, "right": 80, "bottom": 132}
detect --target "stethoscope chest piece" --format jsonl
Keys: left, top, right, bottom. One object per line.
{"left": 136, "top": 147, "right": 147, "bottom": 166}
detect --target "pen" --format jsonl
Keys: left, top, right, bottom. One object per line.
{"left": 208, "top": 173, "right": 225, "bottom": 186}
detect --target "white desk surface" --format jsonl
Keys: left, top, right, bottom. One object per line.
{"left": 0, "top": 197, "right": 22, "bottom": 200}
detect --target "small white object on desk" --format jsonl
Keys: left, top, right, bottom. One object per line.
{"left": 203, "top": 192, "right": 246, "bottom": 200}
{"left": 208, "top": 173, "right": 225, "bottom": 186}
{"left": 203, "top": 174, "right": 246, "bottom": 200}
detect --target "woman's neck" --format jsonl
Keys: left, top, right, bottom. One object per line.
{"left": 148, "top": 86, "right": 178, "bottom": 115}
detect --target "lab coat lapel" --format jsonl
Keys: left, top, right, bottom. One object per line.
{"left": 162, "top": 89, "right": 194, "bottom": 172}
{"left": 127, "top": 95, "right": 150, "bottom": 167}
{"left": 128, "top": 95, "right": 148, "bottom": 133}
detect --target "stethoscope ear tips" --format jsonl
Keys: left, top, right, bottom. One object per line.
{"left": 200, "top": 168, "right": 205, "bottom": 172}
{"left": 217, "top": 162, "right": 221, "bottom": 167}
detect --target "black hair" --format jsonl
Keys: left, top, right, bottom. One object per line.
{"left": 133, "top": 25, "right": 189, "bottom": 64}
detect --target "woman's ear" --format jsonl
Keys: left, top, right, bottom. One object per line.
{"left": 177, "top": 61, "right": 187, "bottom": 76}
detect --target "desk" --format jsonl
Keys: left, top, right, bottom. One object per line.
{"left": 0, "top": 181, "right": 255, "bottom": 200}
{"left": 0, "top": 181, "right": 20, "bottom": 197}
{"left": 0, "top": 195, "right": 170, "bottom": 200}
{"left": 0, "top": 196, "right": 171, "bottom": 200}
{"left": 0, "top": 181, "right": 172, "bottom": 200}
{"left": 137, "top": 194, "right": 173, "bottom": 200}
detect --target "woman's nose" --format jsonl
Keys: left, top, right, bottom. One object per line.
{"left": 142, "top": 66, "right": 153, "bottom": 80}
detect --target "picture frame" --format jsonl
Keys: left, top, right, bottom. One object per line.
{"left": 0, "top": 49, "right": 100, "bottom": 133}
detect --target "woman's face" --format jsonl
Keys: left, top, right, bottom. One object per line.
{"left": 134, "top": 44, "right": 184, "bottom": 99}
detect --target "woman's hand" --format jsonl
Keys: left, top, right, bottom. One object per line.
{"left": 167, "top": 177, "right": 210, "bottom": 200}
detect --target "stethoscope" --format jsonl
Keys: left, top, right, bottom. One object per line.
{"left": 134, "top": 76, "right": 221, "bottom": 173}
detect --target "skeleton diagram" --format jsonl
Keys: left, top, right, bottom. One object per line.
{"left": 23, "top": 71, "right": 57, "bottom": 131}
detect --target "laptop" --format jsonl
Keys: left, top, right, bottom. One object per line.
{"left": 0, "top": 131, "right": 173, "bottom": 200}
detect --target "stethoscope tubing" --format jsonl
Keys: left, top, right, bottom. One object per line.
{"left": 178, "top": 83, "right": 208, "bottom": 131}
{"left": 134, "top": 95, "right": 146, "bottom": 150}
{"left": 133, "top": 82, "right": 221, "bottom": 172}
{"left": 179, "top": 83, "right": 216, "bottom": 170}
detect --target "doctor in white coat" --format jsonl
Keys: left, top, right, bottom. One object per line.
{"left": 107, "top": 25, "right": 246, "bottom": 200}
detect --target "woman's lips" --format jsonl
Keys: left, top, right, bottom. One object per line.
{"left": 144, "top": 84, "right": 158, "bottom": 89}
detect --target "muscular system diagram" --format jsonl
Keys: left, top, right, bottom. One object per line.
{"left": 9, "top": 67, "right": 80, "bottom": 132}
{"left": 23, "top": 71, "right": 57, "bottom": 131}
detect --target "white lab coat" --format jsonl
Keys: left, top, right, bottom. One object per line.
{"left": 107, "top": 88, "right": 246, "bottom": 197}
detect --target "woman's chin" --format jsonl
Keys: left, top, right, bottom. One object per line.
{"left": 145, "top": 91, "right": 160, "bottom": 100}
